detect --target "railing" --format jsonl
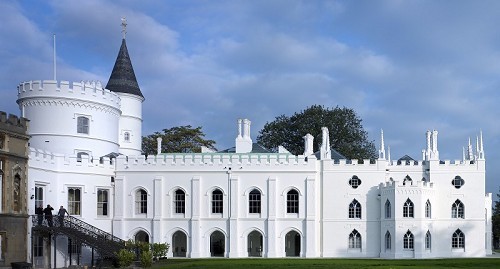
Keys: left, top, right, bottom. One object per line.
{"left": 31, "top": 215, "right": 125, "bottom": 257}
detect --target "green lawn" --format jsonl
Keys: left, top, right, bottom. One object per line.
{"left": 153, "top": 258, "right": 500, "bottom": 269}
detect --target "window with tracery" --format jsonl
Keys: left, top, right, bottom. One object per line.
{"left": 349, "top": 199, "right": 361, "bottom": 219}
{"left": 403, "top": 198, "right": 414, "bottom": 218}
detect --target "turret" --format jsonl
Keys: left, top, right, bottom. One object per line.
{"left": 106, "top": 18, "right": 144, "bottom": 156}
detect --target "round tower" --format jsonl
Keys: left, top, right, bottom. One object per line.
{"left": 105, "top": 25, "right": 144, "bottom": 156}
{"left": 16, "top": 80, "right": 121, "bottom": 157}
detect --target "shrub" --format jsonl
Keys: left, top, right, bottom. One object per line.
{"left": 140, "top": 250, "right": 153, "bottom": 268}
{"left": 151, "top": 242, "right": 170, "bottom": 260}
{"left": 115, "top": 248, "right": 135, "bottom": 268}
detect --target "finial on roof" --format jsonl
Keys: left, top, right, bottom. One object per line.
{"left": 121, "top": 17, "right": 127, "bottom": 39}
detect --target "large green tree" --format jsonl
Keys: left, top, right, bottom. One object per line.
{"left": 257, "top": 105, "right": 377, "bottom": 159}
{"left": 142, "top": 125, "right": 216, "bottom": 155}
{"left": 493, "top": 187, "right": 500, "bottom": 249}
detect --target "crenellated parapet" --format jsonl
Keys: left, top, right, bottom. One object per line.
{"left": 28, "top": 147, "right": 115, "bottom": 173}
{"left": 115, "top": 153, "right": 315, "bottom": 171}
{"left": 17, "top": 80, "right": 121, "bottom": 115}
{"left": 379, "top": 179, "right": 434, "bottom": 196}
{"left": 0, "top": 111, "right": 29, "bottom": 135}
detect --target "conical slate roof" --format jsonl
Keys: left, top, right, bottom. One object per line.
{"left": 106, "top": 39, "right": 143, "bottom": 98}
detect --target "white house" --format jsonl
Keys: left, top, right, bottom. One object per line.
{"left": 18, "top": 27, "right": 492, "bottom": 268}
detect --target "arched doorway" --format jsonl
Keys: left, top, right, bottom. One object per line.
{"left": 247, "top": 230, "right": 263, "bottom": 257}
{"left": 210, "top": 231, "right": 225, "bottom": 257}
{"left": 135, "top": 230, "right": 149, "bottom": 243}
{"left": 172, "top": 231, "right": 187, "bottom": 257}
{"left": 285, "top": 231, "right": 300, "bottom": 257}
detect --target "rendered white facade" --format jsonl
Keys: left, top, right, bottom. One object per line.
{"left": 17, "top": 38, "right": 493, "bottom": 268}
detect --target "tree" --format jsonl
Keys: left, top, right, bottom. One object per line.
{"left": 257, "top": 105, "right": 377, "bottom": 159}
{"left": 493, "top": 187, "right": 500, "bottom": 249}
{"left": 142, "top": 125, "right": 216, "bottom": 155}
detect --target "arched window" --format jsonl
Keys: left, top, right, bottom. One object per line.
{"left": 212, "top": 189, "right": 223, "bottom": 214}
{"left": 403, "top": 198, "right": 414, "bottom": 218}
{"left": 451, "top": 199, "right": 464, "bottom": 218}
{"left": 348, "top": 199, "right": 361, "bottom": 219}
{"left": 135, "top": 189, "right": 147, "bottom": 214}
{"left": 124, "top": 132, "right": 130, "bottom": 142}
{"left": 385, "top": 231, "right": 391, "bottom": 250}
{"left": 174, "top": 189, "right": 185, "bottom": 214}
{"left": 348, "top": 229, "right": 361, "bottom": 249}
{"left": 77, "top": 116, "right": 89, "bottom": 134}
{"left": 425, "top": 231, "right": 431, "bottom": 250}
{"left": 403, "top": 175, "right": 412, "bottom": 185}
{"left": 287, "top": 189, "right": 299, "bottom": 213}
{"left": 13, "top": 174, "right": 21, "bottom": 212}
{"left": 403, "top": 230, "right": 414, "bottom": 250}
{"left": 452, "top": 229, "right": 465, "bottom": 249}
{"left": 451, "top": 176, "right": 465, "bottom": 189}
{"left": 249, "top": 189, "right": 261, "bottom": 214}
{"left": 385, "top": 200, "right": 391, "bottom": 219}
{"left": 425, "top": 199, "right": 431, "bottom": 218}
{"left": 349, "top": 175, "right": 362, "bottom": 189}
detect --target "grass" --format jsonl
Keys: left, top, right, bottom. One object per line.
{"left": 152, "top": 258, "right": 500, "bottom": 269}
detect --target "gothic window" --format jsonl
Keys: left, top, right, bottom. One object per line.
{"left": 425, "top": 231, "right": 431, "bottom": 250}
{"left": 385, "top": 231, "right": 391, "bottom": 250}
{"left": 403, "top": 230, "right": 414, "bottom": 250}
{"left": 212, "top": 189, "right": 223, "bottom": 214}
{"left": 403, "top": 198, "right": 414, "bottom": 218}
{"left": 77, "top": 116, "right": 89, "bottom": 134}
{"left": 0, "top": 134, "right": 4, "bottom": 149}
{"left": 249, "top": 189, "right": 261, "bottom": 214}
{"left": 452, "top": 176, "right": 465, "bottom": 189}
{"left": 348, "top": 199, "right": 362, "bottom": 219}
{"left": 451, "top": 199, "right": 464, "bottom": 219}
{"left": 349, "top": 175, "right": 362, "bottom": 189}
{"left": 348, "top": 229, "right": 361, "bottom": 249}
{"left": 174, "top": 189, "right": 185, "bottom": 214}
{"left": 68, "top": 187, "right": 81, "bottom": 215}
{"left": 452, "top": 229, "right": 465, "bottom": 249}
{"left": 13, "top": 173, "right": 21, "bottom": 212}
{"left": 385, "top": 200, "right": 391, "bottom": 219}
{"left": 135, "top": 189, "right": 147, "bottom": 214}
{"left": 124, "top": 132, "right": 130, "bottom": 142}
{"left": 97, "top": 189, "right": 108, "bottom": 216}
{"left": 287, "top": 189, "right": 299, "bottom": 214}
{"left": 425, "top": 199, "right": 431, "bottom": 218}
{"left": 403, "top": 175, "right": 412, "bottom": 185}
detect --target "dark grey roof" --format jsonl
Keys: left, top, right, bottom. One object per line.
{"left": 106, "top": 39, "right": 144, "bottom": 98}
{"left": 398, "top": 155, "right": 414, "bottom": 161}
{"left": 314, "top": 148, "right": 346, "bottom": 160}
{"left": 217, "top": 143, "right": 272, "bottom": 153}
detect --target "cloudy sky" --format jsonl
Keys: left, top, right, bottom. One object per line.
{"left": 1, "top": 0, "right": 499, "bottom": 194}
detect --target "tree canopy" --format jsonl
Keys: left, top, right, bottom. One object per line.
{"left": 142, "top": 125, "right": 216, "bottom": 155}
{"left": 257, "top": 105, "right": 377, "bottom": 159}
{"left": 492, "top": 187, "right": 500, "bottom": 249}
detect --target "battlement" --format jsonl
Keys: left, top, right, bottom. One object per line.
{"left": 17, "top": 80, "right": 121, "bottom": 109}
{"left": 0, "top": 111, "right": 29, "bottom": 134}
{"left": 380, "top": 179, "right": 434, "bottom": 189}
{"left": 116, "top": 152, "right": 314, "bottom": 170}
{"left": 28, "top": 147, "right": 115, "bottom": 172}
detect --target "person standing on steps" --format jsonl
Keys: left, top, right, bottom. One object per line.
{"left": 43, "top": 204, "right": 54, "bottom": 227}
{"left": 35, "top": 205, "right": 43, "bottom": 225}
{"left": 58, "top": 205, "right": 69, "bottom": 227}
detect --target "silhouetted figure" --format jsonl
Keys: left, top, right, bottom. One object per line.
{"left": 58, "top": 205, "right": 69, "bottom": 227}
{"left": 43, "top": 204, "right": 54, "bottom": 227}
{"left": 35, "top": 205, "right": 43, "bottom": 225}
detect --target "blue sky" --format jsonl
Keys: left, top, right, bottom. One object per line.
{"left": 1, "top": 0, "right": 499, "bottom": 195}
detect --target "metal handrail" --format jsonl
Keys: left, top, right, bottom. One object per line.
{"left": 31, "top": 214, "right": 125, "bottom": 256}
